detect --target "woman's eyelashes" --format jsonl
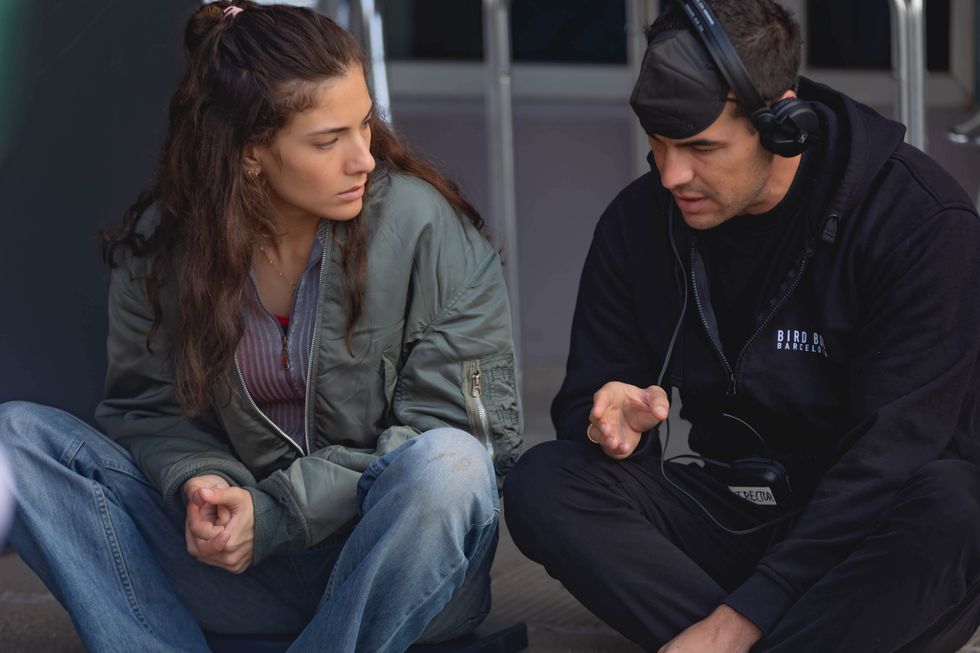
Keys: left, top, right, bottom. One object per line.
{"left": 313, "top": 115, "right": 371, "bottom": 150}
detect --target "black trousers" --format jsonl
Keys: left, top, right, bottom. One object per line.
{"left": 503, "top": 440, "right": 980, "bottom": 652}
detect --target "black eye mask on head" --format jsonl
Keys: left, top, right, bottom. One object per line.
{"left": 629, "top": 29, "right": 729, "bottom": 139}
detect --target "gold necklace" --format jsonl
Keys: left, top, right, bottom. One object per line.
{"left": 258, "top": 245, "right": 298, "bottom": 289}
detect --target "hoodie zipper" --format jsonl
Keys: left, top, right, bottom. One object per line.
{"left": 689, "top": 242, "right": 735, "bottom": 391}
{"left": 731, "top": 253, "right": 812, "bottom": 395}
{"left": 689, "top": 241, "right": 812, "bottom": 399}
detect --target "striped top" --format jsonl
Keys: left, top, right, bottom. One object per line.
{"left": 236, "top": 222, "right": 328, "bottom": 451}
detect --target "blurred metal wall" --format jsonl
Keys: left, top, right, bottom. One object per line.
{"left": 0, "top": 0, "right": 198, "bottom": 419}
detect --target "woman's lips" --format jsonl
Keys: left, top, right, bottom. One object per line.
{"left": 338, "top": 185, "right": 365, "bottom": 201}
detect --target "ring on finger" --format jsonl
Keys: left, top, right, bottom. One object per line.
{"left": 586, "top": 423, "right": 600, "bottom": 444}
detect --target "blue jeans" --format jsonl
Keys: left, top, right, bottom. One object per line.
{"left": 0, "top": 401, "right": 498, "bottom": 653}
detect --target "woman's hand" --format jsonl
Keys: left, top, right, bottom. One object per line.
{"left": 183, "top": 474, "right": 231, "bottom": 529}
{"left": 588, "top": 382, "right": 670, "bottom": 459}
{"left": 183, "top": 478, "right": 255, "bottom": 574}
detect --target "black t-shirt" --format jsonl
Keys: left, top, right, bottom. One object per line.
{"left": 699, "top": 147, "right": 820, "bottom": 362}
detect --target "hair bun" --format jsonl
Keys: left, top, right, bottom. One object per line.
{"left": 184, "top": 2, "right": 243, "bottom": 58}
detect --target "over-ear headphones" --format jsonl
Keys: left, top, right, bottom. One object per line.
{"left": 676, "top": 0, "right": 819, "bottom": 157}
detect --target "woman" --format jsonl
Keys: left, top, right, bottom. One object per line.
{"left": 0, "top": 2, "right": 521, "bottom": 651}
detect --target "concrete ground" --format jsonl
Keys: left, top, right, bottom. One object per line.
{"left": 1, "top": 364, "right": 979, "bottom": 652}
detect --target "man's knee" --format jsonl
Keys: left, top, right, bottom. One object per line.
{"left": 504, "top": 439, "right": 588, "bottom": 510}
{"left": 503, "top": 440, "right": 597, "bottom": 553}
{"left": 891, "top": 460, "right": 980, "bottom": 561}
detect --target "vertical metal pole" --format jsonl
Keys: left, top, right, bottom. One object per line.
{"left": 889, "top": 0, "right": 927, "bottom": 151}
{"left": 483, "top": 0, "right": 522, "bottom": 371}
{"left": 906, "top": 0, "right": 926, "bottom": 151}
{"left": 317, "top": 0, "right": 344, "bottom": 23}
{"left": 627, "top": 0, "right": 660, "bottom": 180}
{"left": 888, "top": 0, "right": 910, "bottom": 133}
{"left": 349, "top": 0, "right": 392, "bottom": 122}
{"left": 974, "top": 0, "right": 980, "bottom": 105}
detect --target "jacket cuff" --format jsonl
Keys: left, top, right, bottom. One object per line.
{"left": 162, "top": 461, "right": 256, "bottom": 513}
{"left": 247, "top": 475, "right": 310, "bottom": 567}
{"left": 723, "top": 568, "right": 798, "bottom": 635}
{"left": 247, "top": 488, "right": 286, "bottom": 566}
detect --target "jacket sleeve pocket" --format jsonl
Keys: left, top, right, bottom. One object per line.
{"left": 463, "top": 354, "right": 522, "bottom": 476}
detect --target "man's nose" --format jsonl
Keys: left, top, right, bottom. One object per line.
{"left": 656, "top": 147, "right": 695, "bottom": 191}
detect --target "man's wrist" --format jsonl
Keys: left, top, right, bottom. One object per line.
{"left": 711, "top": 605, "right": 762, "bottom": 647}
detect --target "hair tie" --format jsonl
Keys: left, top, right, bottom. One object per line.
{"left": 223, "top": 6, "right": 244, "bottom": 18}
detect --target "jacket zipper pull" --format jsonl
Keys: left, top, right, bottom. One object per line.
{"left": 469, "top": 369, "right": 496, "bottom": 459}
{"left": 727, "top": 374, "right": 737, "bottom": 399}
{"left": 821, "top": 212, "right": 840, "bottom": 244}
{"left": 280, "top": 334, "right": 289, "bottom": 371}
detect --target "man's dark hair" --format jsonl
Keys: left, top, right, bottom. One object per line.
{"left": 646, "top": 0, "right": 802, "bottom": 105}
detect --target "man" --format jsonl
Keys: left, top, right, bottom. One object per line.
{"left": 504, "top": 1, "right": 980, "bottom": 651}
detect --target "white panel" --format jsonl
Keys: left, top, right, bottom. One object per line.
{"left": 388, "top": 62, "right": 971, "bottom": 108}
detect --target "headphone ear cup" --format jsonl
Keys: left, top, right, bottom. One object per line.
{"left": 759, "top": 98, "right": 819, "bottom": 157}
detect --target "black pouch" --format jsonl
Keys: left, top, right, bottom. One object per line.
{"left": 725, "top": 456, "right": 796, "bottom": 510}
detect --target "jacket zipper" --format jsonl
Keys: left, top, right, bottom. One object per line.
{"left": 302, "top": 222, "right": 334, "bottom": 456}
{"left": 465, "top": 366, "right": 496, "bottom": 460}
{"left": 233, "top": 357, "right": 305, "bottom": 457}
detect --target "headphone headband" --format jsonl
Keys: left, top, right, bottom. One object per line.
{"left": 678, "top": 0, "right": 767, "bottom": 114}
{"left": 674, "top": 0, "right": 818, "bottom": 157}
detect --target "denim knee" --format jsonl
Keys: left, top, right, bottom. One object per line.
{"left": 379, "top": 427, "right": 498, "bottom": 526}
{"left": 0, "top": 401, "right": 133, "bottom": 488}
{"left": 0, "top": 400, "right": 112, "bottom": 453}
{"left": 0, "top": 401, "right": 64, "bottom": 449}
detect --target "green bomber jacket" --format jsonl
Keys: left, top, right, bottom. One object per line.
{"left": 95, "top": 168, "right": 523, "bottom": 565}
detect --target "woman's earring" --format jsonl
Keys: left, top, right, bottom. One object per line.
{"left": 247, "top": 168, "right": 259, "bottom": 179}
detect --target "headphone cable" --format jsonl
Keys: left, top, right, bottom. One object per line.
{"left": 657, "top": 203, "right": 799, "bottom": 536}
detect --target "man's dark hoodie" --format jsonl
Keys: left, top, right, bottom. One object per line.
{"left": 552, "top": 78, "right": 980, "bottom": 634}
